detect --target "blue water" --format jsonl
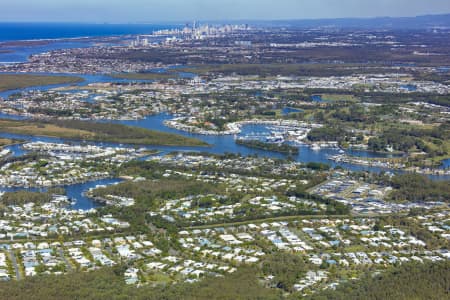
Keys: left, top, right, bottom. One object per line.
{"left": 441, "top": 158, "right": 450, "bottom": 169}
{"left": 311, "top": 95, "right": 324, "bottom": 102}
{"left": 0, "top": 41, "right": 95, "bottom": 63}
{"left": 66, "top": 178, "right": 123, "bottom": 210}
{"left": 282, "top": 107, "right": 302, "bottom": 115}
{"left": 0, "top": 113, "right": 27, "bottom": 120}
{"left": 311, "top": 95, "right": 348, "bottom": 102}
{"left": 0, "top": 23, "right": 180, "bottom": 63}
{"left": 0, "top": 23, "right": 179, "bottom": 42}
{"left": 0, "top": 112, "right": 406, "bottom": 170}
{"left": 3, "top": 23, "right": 441, "bottom": 210}
{"left": 0, "top": 178, "right": 122, "bottom": 210}
{"left": 0, "top": 58, "right": 448, "bottom": 209}
{"left": 400, "top": 84, "right": 417, "bottom": 92}
{"left": 0, "top": 72, "right": 157, "bottom": 99}
{"left": 1, "top": 111, "right": 448, "bottom": 210}
{"left": 111, "top": 113, "right": 427, "bottom": 173}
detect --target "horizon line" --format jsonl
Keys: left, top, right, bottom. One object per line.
{"left": 1, "top": 13, "right": 449, "bottom": 25}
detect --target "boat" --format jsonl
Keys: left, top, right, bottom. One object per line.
{"left": 311, "top": 144, "right": 321, "bottom": 151}
{"left": 266, "top": 135, "right": 284, "bottom": 143}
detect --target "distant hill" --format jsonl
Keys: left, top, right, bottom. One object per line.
{"left": 234, "top": 14, "right": 450, "bottom": 29}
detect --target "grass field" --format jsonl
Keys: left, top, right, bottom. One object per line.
{"left": 0, "top": 74, "right": 84, "bottom": 92}
{"left": 0, "top": 138, "right": 19, "bottom": 148}
{"left": 0, "top": 119, "right": 208, "bottom": 147}
{"left": 320, "top": 93, "right": 359, "bottom": 102}
{"left": 0, "top": 120, "right": 95, "bottom": 139}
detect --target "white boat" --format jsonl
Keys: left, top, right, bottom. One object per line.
{"left": 311, "top": 144, "right": 321, "bottom": 151}
{"left": 266, "top": 135, "right": 284, "bottom": 143}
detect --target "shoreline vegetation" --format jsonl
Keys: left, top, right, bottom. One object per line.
{"left": 109, "top": 72, "right": 179, "bottom": 80}
{"left": 236, "top": 139, "right": 299, "bottom": 155}
{"left": 0, "top": 74, "right": 84, "bottom": 92}
{"left": 176, "top": 63, "right": 406, "bottom": 77}
{"left": 0, "top": 119, "right": 208, "bottom": 147}
{"left": 0, "top": 137, "right": 21, "bottom": 148}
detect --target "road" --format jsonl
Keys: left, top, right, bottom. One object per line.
{"left": 58, "top": 249, "right": 73, "bottom": 271}
{"left": 184, "top": 214, "right": 351, "bottom": 230}
{"left": 8, "top": 250, "right": 20, "bottom": 280}
{"left": 183, "top": 212, "right": 404, "bottom": 230}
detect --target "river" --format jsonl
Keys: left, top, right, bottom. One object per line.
{"left": 0, "top": 73, "right": 448, "bottom": 210}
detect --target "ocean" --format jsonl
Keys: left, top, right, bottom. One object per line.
{"left": 0, "top": 22, "right": 180, "bottom": 63}
{"left": 0, "top": 22, "right": 179, "bottom": 42}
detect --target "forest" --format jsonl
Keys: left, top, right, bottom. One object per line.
{"left": 0, "top": 260, "right": 447, "bottom": 300}
{"left": 236, "top": 139, "right": 299, "bottom": 154}
{"left": 307, "top": 127, "right": 346, "bottom": 142}
{"left": 0, "top": 189, "right": 65, "bottom": 208}
{"left": 308, "top": 261, "right": 450, "bottom": 300}
{"left": 388, "top": 173, "right": 450, "bottom": 202}
{"left": 367, "top": 124, "right": 449, "bottom": 155}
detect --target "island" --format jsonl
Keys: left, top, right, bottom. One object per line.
{"left": 0, "top": 14, "right": 449, "bottom": 300}
{"left": 0, "top": 119, "right": 208, "bottom": 146}
{"left": 236, "top": 138, "right": 299, "bottom": 154}
{"left": 0, "top": 74, "right": 84, "bottom": 92}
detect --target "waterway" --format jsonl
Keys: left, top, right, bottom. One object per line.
{"left": 0, "top": 72, "right": 159, "bottom": 99}
{"left": 0, "top": 23, "right": 181, "bottom": 64}
{"left": 0, "top": 72, "right": 448, "bottom": 210}
{"left": 0, "top": 40, "right": 95, "bottom": 64}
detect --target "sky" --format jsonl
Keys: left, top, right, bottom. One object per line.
{"left": 1, "top": 0, "right": 450, "bottom": 23}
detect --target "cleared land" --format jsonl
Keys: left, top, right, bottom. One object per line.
{"left": 0, "top": 74, "right": 84, "bottom": 92}
{"left": 177, "top": 63, "right": 400, "bottom": 77}
{"left": 0, "top": 119, "right": 208, "bottom": 147}
{"left": 110, "top": 72, "right": 178, "bottom": 80}
{"left": 0, "top": 138, "right": 18, "bottom": 147}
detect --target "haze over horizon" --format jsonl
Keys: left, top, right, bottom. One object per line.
{"left": 1, "top": 0, "right": 450, "bottom": 23}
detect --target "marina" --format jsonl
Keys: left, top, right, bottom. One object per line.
{"left": 0, "top": 39, "right": 448, "bottom": 210}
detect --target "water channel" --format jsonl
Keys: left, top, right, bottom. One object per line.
{"left": 0, "top": 73, "right": 448, "bottom": 210}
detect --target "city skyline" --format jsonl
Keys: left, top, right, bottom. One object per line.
{"left": 1, "top": 0, "right": 450, "bottom": 23}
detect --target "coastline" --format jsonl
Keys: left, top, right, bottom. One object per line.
{"left": 0, "top": 22, "right": 181, "bottom": 44}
